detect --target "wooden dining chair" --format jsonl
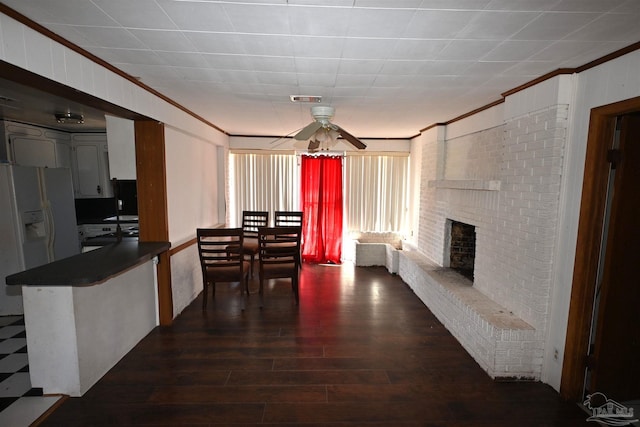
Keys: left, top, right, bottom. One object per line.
{"left": 258, "top": 226, "right": 302, "bottom": 305}
{"left": 197, "top": 228, "right": 250, "bottom": 310}
{"left": 237, "top": 210, "right": 269, "bottom": 277}
{"left": 226, "top": 211, "right": 269, "bottom": 278}
{"left": 274, "top": 211, "right": 303, "bottom": 268}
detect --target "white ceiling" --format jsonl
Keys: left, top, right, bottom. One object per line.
{"left": 2, "top": 0, "right": 640, "bottom": 138}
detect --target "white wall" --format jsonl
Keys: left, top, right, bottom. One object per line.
{"left": 165, "top": 126, "right": 223, "bottom": 315}
{"left": 169, "top": 244, "right": 202, "bottom": 316}
{"left": 446, "top": 103, "right": 504, "bottom": 140}
{"left": 410, "top": 51, "right": 640, "bottom": 392}
{"left": 0, "top": 11, "right": 229, "bottom": 319}
{"left": 165, "top": 126, "right": 221, "bottom": 244}
{"left": 544, "top": 50, "right": 640, "bottom": 389}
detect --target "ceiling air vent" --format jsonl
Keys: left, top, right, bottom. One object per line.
{"left": 290, "top": 95, "right": 322, "bottom": 103}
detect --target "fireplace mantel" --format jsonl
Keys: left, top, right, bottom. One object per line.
{"left": 428, "top": 179, "right": 501, "bottom": 191}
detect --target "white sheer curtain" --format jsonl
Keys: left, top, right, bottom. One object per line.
{"left": 345, "top": 153, "right": 409, "bottom": 233}
{"left": 229, "top": 151, "right": 299, "bottom": 227}
{"left": 229, "top": 150, "right": 409, "bottom": 234}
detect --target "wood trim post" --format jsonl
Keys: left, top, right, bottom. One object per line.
{"left": 135, "top": 120, "right": 173, "bottom": 326}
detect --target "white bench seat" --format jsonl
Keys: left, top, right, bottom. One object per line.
{"left": 354, "top": 232, "right": 402, "bottom": 274}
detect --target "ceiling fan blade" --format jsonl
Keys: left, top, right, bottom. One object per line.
{"left": 268, "top": 125, "right": 305, "bottom": 147}
{"left": 308, "top": 139, "right": 320, "bottom": 151}
{"left": 334, "top": 125, "right": 367, "bottom": 149}
{"left": 294, "top": 121, "right": 322, "bottom": 140}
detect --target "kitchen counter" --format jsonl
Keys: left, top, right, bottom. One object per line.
{"left": 6, "top": 240, "right": 169, "bottom": 287}
{"left": 6, "top": 240, "right": 170, "bottom": 397}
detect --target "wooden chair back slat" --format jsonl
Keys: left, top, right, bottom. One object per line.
{"left": 274, "top": 211, "right": 303, "bottom": 228}
{"left": 241, "top": 210, "right": 269, "bottom": 239}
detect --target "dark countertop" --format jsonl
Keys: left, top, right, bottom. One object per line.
{"left": 6, "top": 241, "right": 170, "bottom": 287}
{"left": 82, "top": 234, "right": 139, "bottom": 247}
{"left": 77, "top": 218, "right": 139, "bottom": 225}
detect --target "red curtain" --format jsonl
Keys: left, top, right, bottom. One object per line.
{"left": 300, "top": 155, "right": 343, "bottom": 264}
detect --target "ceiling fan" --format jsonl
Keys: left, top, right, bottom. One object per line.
{"left": 294, "top": 105, "right": 366, "bottom": 151}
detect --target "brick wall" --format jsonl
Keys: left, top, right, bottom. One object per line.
{"left": 417, "top": 133, "right": 443, "bottom": 262}
{"left": 484, "top": 106, "right": 567, "bottom": 330}
{"left": 418, "top": 106, "right": 568, "bottom": 332}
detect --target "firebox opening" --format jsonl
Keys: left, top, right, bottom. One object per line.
{"left": 449, "top": 220, "right": 476, "bottom": 282}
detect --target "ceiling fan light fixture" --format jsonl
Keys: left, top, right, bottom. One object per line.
{"left": 55, "top": 112, "right": 84, "bottom": 124}
{"left": 290, "top": 95, "right": 322, "bottom": 103}
{"left": 312, "top": 127, "right": 339, "bottom": 150}
{"left": 293, "top": 105, "right": 366, "bottom": 150}
{"left": 314, "top": 128, "right": 328, "bottom": 142}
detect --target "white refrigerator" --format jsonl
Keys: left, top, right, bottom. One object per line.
{"left": 0, "top": 164, "right": 80, "bottom": 315}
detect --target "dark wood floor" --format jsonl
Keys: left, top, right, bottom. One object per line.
{"left": 38, "top": 263, "right": 591, "bottom": 426}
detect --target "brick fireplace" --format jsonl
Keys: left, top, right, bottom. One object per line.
{"left": 406, "top": 102, "right": 569, "bottom": 379}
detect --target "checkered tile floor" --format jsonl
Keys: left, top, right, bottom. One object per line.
{"left": 0, "top": 315, "right": 63, "bottom": 426}
{"left": 0, "top": 316, "right": 43, "bottom": 412}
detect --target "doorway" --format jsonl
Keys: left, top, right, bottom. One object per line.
{"left": 562, "top": 98, "right": 640, "bottom": 404}
{"left": 587, "top": 113, "right": 640, "bottom": 401}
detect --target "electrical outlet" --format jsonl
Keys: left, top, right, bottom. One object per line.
{"left": 553, "top": 348, "right": 559, "bottom": 360}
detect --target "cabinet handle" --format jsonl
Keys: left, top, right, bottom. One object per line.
{"left": 97, "top": 185, "right": 101, "bottom": 194}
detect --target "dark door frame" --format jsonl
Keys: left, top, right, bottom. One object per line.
{"left": 560, "top": 96, "right": 640, "bottom": 401}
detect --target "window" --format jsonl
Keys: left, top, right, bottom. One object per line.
{"left": 229, "top": 152, "right": 299, "bottom": 227}
{"left": 345, "top": 154, "right": 409, "bottom": 233}
{"left": 229, "top": 151, "right": 409, "bottom": 234}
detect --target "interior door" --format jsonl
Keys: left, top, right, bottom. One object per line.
{"left": 589, "top": 113, "right": 640, "bottom": 401}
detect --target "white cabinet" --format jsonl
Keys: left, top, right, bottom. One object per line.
{"left": 71, "top": 133, "right": 113, "bottom": 198}
{"left": 1, "top": 120, "right": 72, "bottom": 168}
{"left": 10, "top": 136, "right": 57, "bottom": 167}
{"left": 55, "top": 140, "right": 72, "bottom": 168}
